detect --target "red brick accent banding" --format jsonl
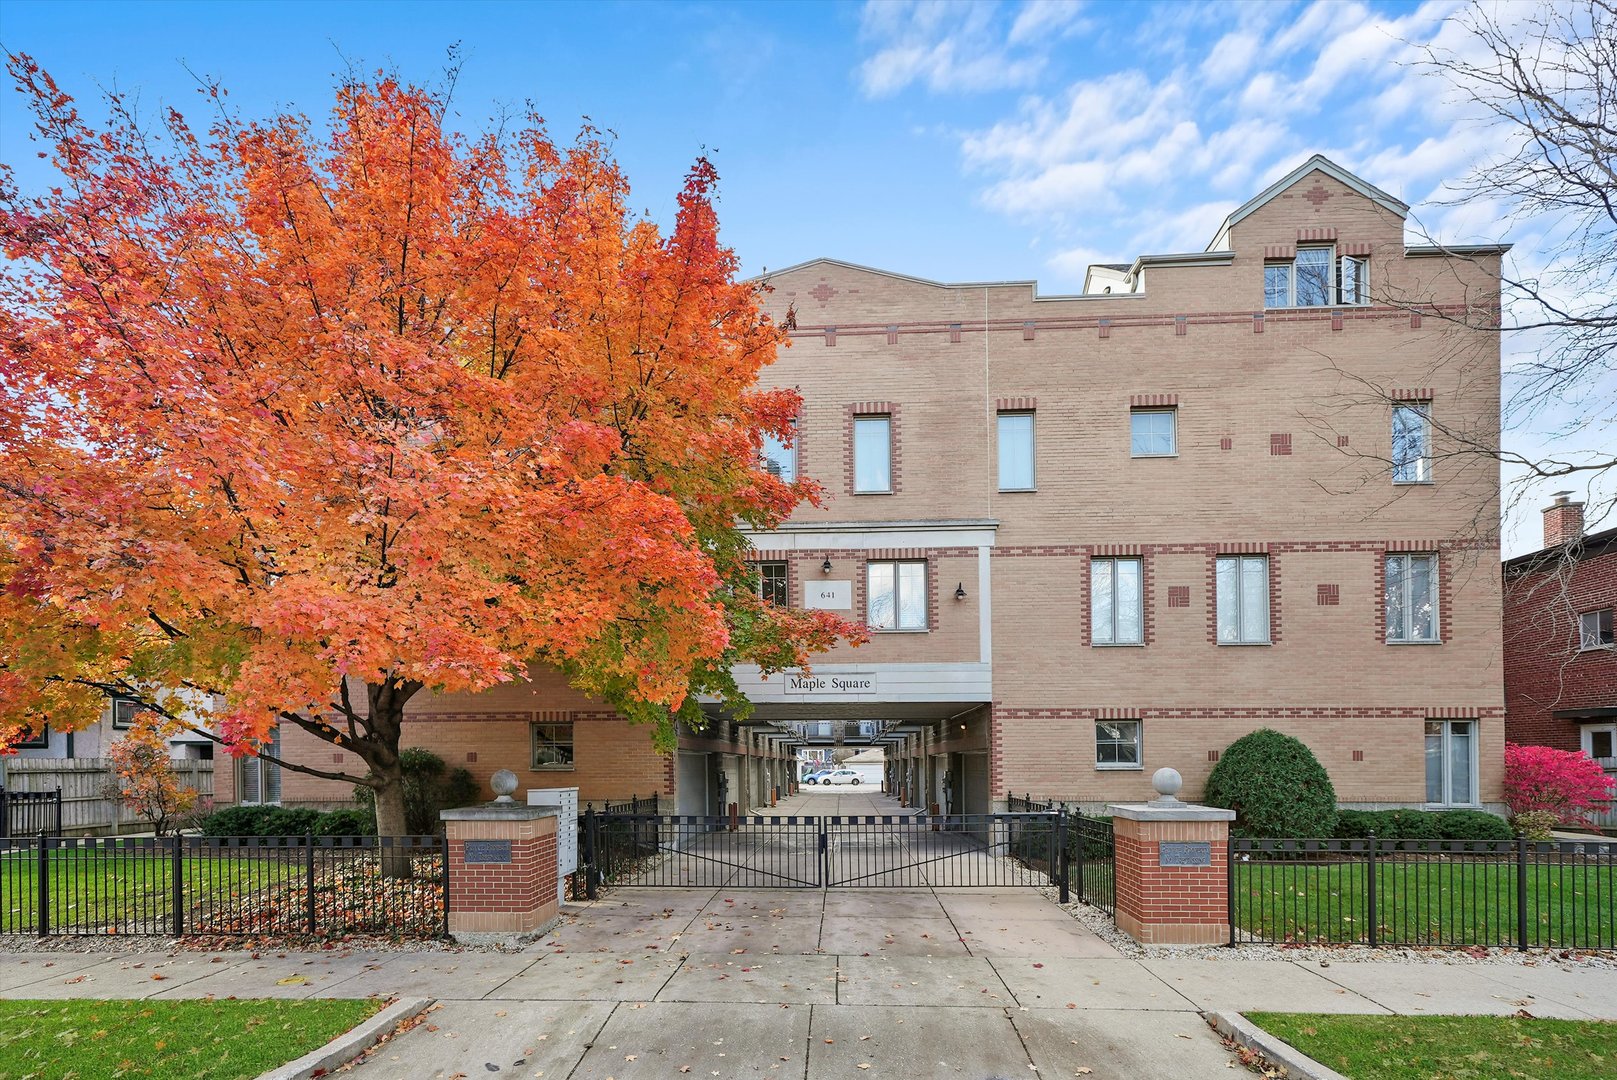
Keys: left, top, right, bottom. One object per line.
{"left": 1298, "top": 226, "right": 1337, "bottom": 241}
{"left": 1129, "top": 394, "right": 1179, "bottom": 408}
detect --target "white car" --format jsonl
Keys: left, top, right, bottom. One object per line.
{"left": 821, "top": 769, "right": 862, "bottom": 785}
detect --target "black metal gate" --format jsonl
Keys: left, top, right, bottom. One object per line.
{"left": 579, "top": 810, "right": 1098, "bottom": 899}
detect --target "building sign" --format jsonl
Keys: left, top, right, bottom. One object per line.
{"left": 464, "top": 840, "right": 513, "bottom": 864}
{"left": 784, "top": 670, "right": 879, "bottom": 697}
{"left": 803, "top": 580, "right": 852, "bottom": 610}
{"left": 1158, "top": 841, "right": 1211, "bottom": 867}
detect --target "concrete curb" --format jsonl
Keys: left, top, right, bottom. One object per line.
{"left": 1207, "top": 1011, "right": 1350, "bottom": 1080}
{"left": 257, "top": 996, "right": 434, "bottom": 1080}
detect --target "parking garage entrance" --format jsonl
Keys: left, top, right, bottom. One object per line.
{"left": 578, "top": 790, "right": 1112, "bottom": 904}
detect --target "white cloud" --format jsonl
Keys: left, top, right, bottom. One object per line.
{"left": 856, "top": 0, "right": 1089, "bottom": 97}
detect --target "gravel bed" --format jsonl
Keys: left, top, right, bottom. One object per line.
{"left": 1038, "top": 885, "right": 1617, "bottom": 970}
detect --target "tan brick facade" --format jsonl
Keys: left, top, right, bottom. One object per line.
{"left": 221, "top": 157, "right": 1505, "bottom": 820}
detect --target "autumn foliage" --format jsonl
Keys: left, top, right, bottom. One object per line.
{"left": 0, "top": 58, "right": 861, "bottom": 838}
{"left": 1502, "top": 743, "right": 1615, "bottom": 828}
{"left": 106, "top": 722, "right": 201, "bottom": 837}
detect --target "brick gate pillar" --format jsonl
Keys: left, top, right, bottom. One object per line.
{"left": 440, "top": 770, "right": 561, "bottom": 944}
{"left": 1108, "top": 767, "right": 1236, "bottom": 946}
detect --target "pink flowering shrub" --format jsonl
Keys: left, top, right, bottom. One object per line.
{"left": 1502, "top": 743, "right": 1616, "bottom": 827}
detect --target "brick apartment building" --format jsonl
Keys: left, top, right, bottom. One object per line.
{"left": 1504, "top": 493, "right": 1617, "bottom": 773}
{"left": 214, "top": 155, "right": 1510, "bottom": 817}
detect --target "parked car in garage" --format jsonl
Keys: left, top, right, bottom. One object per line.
{"left": 821, "top": 768, "right": 862, "bottom": 785}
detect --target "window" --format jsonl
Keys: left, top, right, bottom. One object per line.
{"left": 531, "top": 721, "right": 575, "bottom": 769}
{"left": 1339, "top": 255, "right": 1368, "bottom": 305}
{"left": 997, "top": 412, "right": 1035, "bottom": 490}
{"left": 1091, "top": 557, "right": 1143, "bottom": 645}
{"left": 761, "top": 427, "right": 796, "bottom": 483}
{"left": 238, "top": 726, "right": 282, "bottom": 805}
{"left": 1294, "top": 246, "right": 1333, "bottom": 306}
{"left": 853, "top": 415, "right": 891, "bottom": 493}
{"left": 1264, "top": 263, "right": 1292, "bottom": 308}
{"left": 111, "top": 698, "right": 142, "bottom": 730}
{"left": 1425, "top": 720, "right": 1476, "bottom": 806}
{"left": 1264, "top": 248, "right": 1368, "bottom": 308}
{"left": 1130, "top": 409, "right": 1176, "bottom": 457}
{"left": 1584, "top": 724, "right": 1616, "bottom": 764}
{"left": 1215, "top": 555, "right": 1270, "bottom": 644}
{"left": 1385, "top": 553, "right": 1439, "bottom": 643}
{"left": 758, "top": 561, "right": 788, "bottom": 607}
{"left": 1095, "top": 720, "right": 1142, "bottom": 769}
{"left": 1580, "top": 609, "right": 1614, "bottom": 651}
{"left": 867, "top": 560, "right": 926, "bottom": 630}
{"left": 1392, "top": 403, "right": 1431, "bottom": 483}
{"left": 14, "top": 721, "right": 48, "bottom": 750}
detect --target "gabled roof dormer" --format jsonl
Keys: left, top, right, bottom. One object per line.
{"left": 1204, "top": 154, "right": 1409, "bottom": 252}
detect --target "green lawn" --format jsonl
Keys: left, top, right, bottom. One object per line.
{"left": 1244, "top": 1013, "right": 1617, "bottom": 1079}
{"left": 0, "top": 998, "right": 383, "bottom": 1080}
{"left": 1, "top": 849, "right": 300, "bottom": 934}
{"left": 1234, "top": 860, "right": 1617, "bottom": 947}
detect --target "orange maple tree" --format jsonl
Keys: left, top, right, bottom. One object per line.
{"left": 0, "top": 59, "right": 862, "bottom": 847}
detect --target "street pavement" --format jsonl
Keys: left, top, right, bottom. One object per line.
{"left": 5, "top": 789, "right": 1616, "bottom": 1079}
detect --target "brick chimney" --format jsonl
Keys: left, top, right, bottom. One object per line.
{"left": 1542, "top": 491, "right": 1585, "bottom": 548}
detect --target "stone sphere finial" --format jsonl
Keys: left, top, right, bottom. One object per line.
{"left": 490, "top": 769, "right": 519, "bottom": 803}
{"left": 1150, "top": 767, "right": 1184, "bottom": 805}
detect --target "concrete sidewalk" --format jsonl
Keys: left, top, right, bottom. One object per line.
{"left": 8, "top": 802, "right": 1616, "bottom": 1080}
{"left": 6, "top": 883, "right": 1616, "bottom": 1079}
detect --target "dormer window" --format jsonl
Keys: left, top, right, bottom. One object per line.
{"left": 1265, "top": 247, "right": 1369, "bottom": 308}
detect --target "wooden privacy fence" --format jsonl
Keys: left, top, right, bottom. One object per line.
{"left": 0, "top": 758, "right": 214, "bottom": 837}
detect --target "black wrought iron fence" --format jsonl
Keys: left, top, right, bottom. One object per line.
{"left": 573, "top": 812, "right": 1078, "bottom": 895}
{"left": 0, "top": 834, "right": 447, "bottom": 938}
{"left": 0, "top": 789, "right": 62, "bottom": 838}
{"left": 1231, "top": 836, "right": 1617, "bottom": 950}
{"left": 1005, "top": 793, "right": 1115, "bottom": 917}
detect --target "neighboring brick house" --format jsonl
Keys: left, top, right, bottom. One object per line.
{"left": 215, "top": 154, "right": 1509, "bottom": 816}
{"left": 1503, "top": 493, "right": 1617, "bottom": 772}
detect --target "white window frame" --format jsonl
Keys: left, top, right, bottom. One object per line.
{"left": 531, "top": 720, "right": 575, "bottom": 770}
{"left": 758, "top": 560, "right": 788, "bottom": 608}
{"left": 867, "top": 559, "right": 927, "bottom": 631}
{"left": 1385, "top": 553, "right": 1440, "bottom": 644}
{"left": 761, "top": 423, "right": 797, "bottom": 484}
{"left": 852, "top": 414, "right": 892, "bottom": 494}
{"left": 111, "top": 698, "right": 142, "bottom": 730}
{"left": 1095, "top": 720, "right": 1142, "bottom": 770}
{"left": 1129, "top": 409, "right": 1177, "bottom": 457}
{"left": 1263, "top": 247, "right": 1367, "bottom": 308}
{"left": 1579, "top": 609, "right": 1614, "bottom": 651}
{"left": 1339, "top": 254, "right": 1369, "bottom": 306}
{"left": 1582, "top": 723, "right": 1616, "bottom": 766}
{"left": 1215, "top": 555, "right": 1271, "bottom": 645}
{"left": 1391, "top": 403, "right": 1432, "bottom": 484}
{"left": 238, "top": 727, "right": 282, "bottom": 806}
{"left": 1090, "top": 556, "right": 1144, "bottom": 646}
{"left": 1424, "top": 719, "right": 1479, "bottom": 807}
{"left": 997, "top": 411, "right": 1036, "bottom": 491}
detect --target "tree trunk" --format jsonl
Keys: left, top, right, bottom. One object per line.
{"left": 367, "top": 677, "right": 421, "bottom": 879}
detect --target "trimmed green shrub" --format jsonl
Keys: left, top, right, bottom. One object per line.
{"left": 1332, "top": 808, "right": 1513, "bottom": 841}
{"left": 1385, "top": 809, "right": 1443, "bottom": 840}
{"left": 1205, "top": 729, "right": 1338, "bottom": 838}
{"left": 198, "top": 805, "right": 274, "bottom": 837}
{"left": 352, "top": 747, "right": 481, "bottom": 834}
{"left": 1435, "top": 809, "right": 1513, "bottom": 841}
{"left": 256, "top": 807, "right": 323, "bottom": 836}
{"left": 1333, "top": 809, "right": 1391, "bottom": 839}
{"left": 314, "top": 808, "right": 376, "bottom": 836}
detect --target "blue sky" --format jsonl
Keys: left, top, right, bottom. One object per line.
{"left": 2, "top": 0, "right": 1609, "bottom": 552}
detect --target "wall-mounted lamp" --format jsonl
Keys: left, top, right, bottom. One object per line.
{"left": 954, "top": 582, "right": 967, "bottom": 601}
{"left": 822, "top": 558, "right": 833, "bottom": 574}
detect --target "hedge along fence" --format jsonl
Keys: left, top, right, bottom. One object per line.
{"left": 1231, "top": 836, "right": 1617, "bottom": 950}
{"left": 1, "top": 834, "right": 446, "bottom": 938}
